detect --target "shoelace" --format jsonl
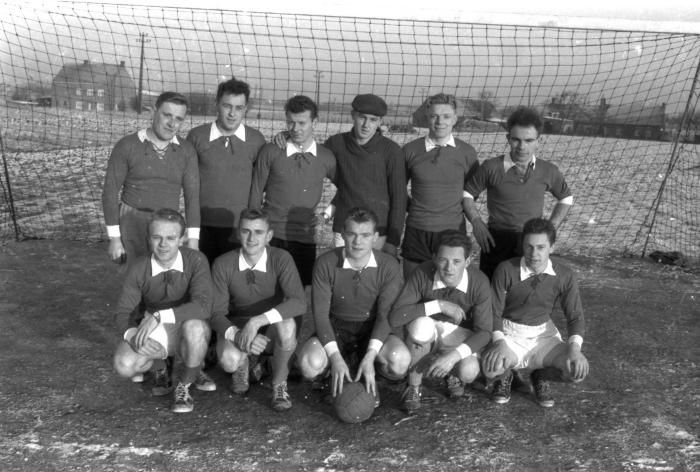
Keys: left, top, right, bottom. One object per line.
{"left": 174, "top": 383, "right": 191, "bottom": 400}
{"left": 275, "top": 383, "right": 289, "bottom": 399}
{"left": 402, "top": 386, "right": 421, "bottom": 401}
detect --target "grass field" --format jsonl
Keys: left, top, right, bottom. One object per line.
{"left": 0, "top": 240, "right": 698, "bottom": 471}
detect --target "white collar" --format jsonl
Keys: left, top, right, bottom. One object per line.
{"left": 151, "top": 250, "right": 184, "bottom": 276}
{"left": 209, "top": 122, "right": 246, "bottom": 142}
{"left": 519, "top": 257, "right": 556, "bottom": 281}
{"left": 425, "top": 135, "right": 456, "bottom": 152}
{"left": 138, "top": 128, "right": 180, "bottom": 146}
{"left": 432, "top": 268, "right": 469, "bottom": 293}
{"left": 342, "top": 250, "right": 378, "bottom": 270}
{"left": 286, "top": 140, "right": 317, "bottom": 157}
{"left": 504, "top": 153, "right": 536, "bottom": 171}
{"left": 238, "top": 248, "right": 268, "bottom": 272}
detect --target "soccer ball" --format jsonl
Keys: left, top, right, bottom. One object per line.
{"left": 333, "top": 381, "right": 376, "bottom": 424}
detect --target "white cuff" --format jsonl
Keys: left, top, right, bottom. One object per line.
{"left": 462, "top": 191, "right": 474, "bottom": 200}
{"left": 568, "top": 335, "right": 583, "bottom": 348}
{"left": 323, "top": 204, "right": 335, "bottom": 218}
{"left": 367, "top": 339, "right": 383, "bottom": 354}
{"left": 187, "top": 227, "right": 200, "bottom": 239}
{"left": 323, "top": 341, "right": 339, "bottom": 357}
{"left": 264, "top": 309, "right": 283, "bottom": 325}
{"left": 455, "top": 343, "right": 473, "bottom": 359}
{"left": 224, "top": 325, "right": 238, "bottom": 342}
{"left": 123, "top": 327, "right": 137, "bottom": 341}
{"left": 424, "top": 300, "right": 441, "bottom": 316}
{"left": 558, "top": 196, "right": 574, "bottom": 205}
{"left": 158, "top": 309, "right": 176, "bottom": 324}
{"left": 107, "top": 225, "right": 121, "bottom": 238}
{"left": 492, "top": 330, "right": 505, "bottom": 342}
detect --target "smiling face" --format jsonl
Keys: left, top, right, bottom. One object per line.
{"left": 351, "top": 110, "right": 382, "bottom": 144}
{"left": 507, "top": 125, "right": 540, "bottom": 164}
{"left": 522, "top": 232, "right": 553, "bottom": 274}
{"left": 427, "top": 103, "right": 458, "bottom": 141}
{"left": 216, "top": 93, "right": 247, "bottom": 133}
{"left": 342, "top": 220, "right": 378, "bottom": 261}
{"left": 151, "top": 101, "right": 187, "bottom": 142}
{"left": 148, "top": 220, "right": 185, "bottom": 267}
{"left": 286, "top": 110, "right": 317, "bottom": 148}
{"left": 434, "top": 245, "right": 470, "bottom": 288}
{"left": 239, "top": 217, "right": 273, "bottom": 260}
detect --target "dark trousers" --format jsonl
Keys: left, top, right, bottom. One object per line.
{"left": 200, "top": 225, "right": 240, "bottom": 265}
{"left": 269, "top": 237, "right": 316, "bottom": 286}
{"left": 479, "top": 228, "right": 522, "bottom": 280}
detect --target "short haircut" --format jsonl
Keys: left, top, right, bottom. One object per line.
{"left": 155, "top": 91, "right": 188, "bottom": 111}
{"left": 522, "top": 218, "right": 556, "bottom": 245}
{"left": 239, "top": 208, "right": 270, "bottom": 226}
{"left": 216, "top": 78, "right": 251, "bottom": 103}
{"left": 344, "top": 207, "right": 378, "bottom": 232}
{"left": 506, "top": 106, "right": 543, "bottom": 135}
{"left": 149, "top": 208, "right": 186, "bottom": 236}
{"left": 435, "top": 229, "right": 474, "bottom": 259}
{"left": 425, "top": 93, "right": 457, "bottom": 112}
{"left": 285, "top": 95, "right": 318, "bottom": 120}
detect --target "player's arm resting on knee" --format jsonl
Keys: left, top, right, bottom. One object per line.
{"left": 462, "top": 166, "right": 494, "bottom": 252}
{"left": 560, "top": 269, "right": 588, "bottom": 380}
{"left": 155, "top": 252, "right": 213, "bottom": 328}
{"left": 454, "top": 271, "right": 494, "bottom": 362}
{"left": 114, "top": 261, "right": 148, "bottom": 338}
{"left": 483, "top": 265, "right": 510, "bottom": 373}
{"left": 388, "top": 267, "right": 435, "bottom": 328}
{"left": 182, "top": 147, "right": 201, "bottom": 251}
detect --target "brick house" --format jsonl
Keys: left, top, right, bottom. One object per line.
{"left": 52, "top": 60, "right": 136, "bottom": 112}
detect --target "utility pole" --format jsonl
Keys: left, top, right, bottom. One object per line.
{"left": 136, "top": 33, "right": 150, "bottom": 115}
{"left": 314, "top": 70, "right": 325, "bottom": 106}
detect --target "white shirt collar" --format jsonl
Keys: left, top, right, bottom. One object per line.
{"left": 342, "top": 250, "right": 378, "bottom": 269}
{"left": 519, "top": 257, "right": 556, "bottom": 281}
{"left": 138, "top": 128, "right": 180, "bottom": 146}
{"left": 286, "top": 140, "right": 317, "bottom": 157}
{"left": 151, "top": 250, "right": 184, "bottom": 276}
{"left": 425, "top": 135, "right": 456, "bottom": 152}
{"left": 238, "top": 248, "right": 268, "bottom": 272}
{"left": 432, "top": 268, "right": 469, "bottom": 293}
{"left": 209, "top": 122, "right": 246, "bottom": 142}
{"left": 504, "top": 153, "right": 536, "bottom": 171}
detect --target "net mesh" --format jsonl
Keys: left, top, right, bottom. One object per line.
{"left": 1, "top": 2, "right": 699, "bottom": 263}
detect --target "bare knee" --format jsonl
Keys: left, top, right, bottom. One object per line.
{"left": 113, "top": 342, "right": 142, "bottom": 378}
{"left": 406, "top": 317, "right": 436, "bottom": 345}
{"left": 182, "top": 319, "right": 211, "bottom": 345}
{"left": 454, "top": 356, "right": 480, "bottom": 384}
{"left": 297, "top": 338, "right": 327, "bottom": 379}
{"left": 379, "top": 337, "right": 411, "bottom": 378}
{"left": 274, "top": 319, "right": 298, "bottom": 351}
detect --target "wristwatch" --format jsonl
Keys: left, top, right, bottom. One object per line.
{"left": 152, "top": 311, "right": 161, "bottom": 323}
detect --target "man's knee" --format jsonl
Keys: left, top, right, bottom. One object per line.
{"left": 182, "top": 319, "right": 211, "bottom": 345}
{"left": 379, "top": 337, "right": 411, "bottom": 378}
{"left": 406, "top": 317, "right": 436, "bottom": 345}
{"left": 274, "top": 318, "right": 298, "bottom": 351}
{"left": 454, "top": 356, "right": 480, "bottom": 384}
{"left": 217, "top": 340, "right": 246, "bottom": 373}
{"left": 113, "top": 341, "right": 143, "bottom": 378}
{"left": 296, "top": 338, "right": 327, "bottom": 379}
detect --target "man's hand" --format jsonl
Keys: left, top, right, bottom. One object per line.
{"left": 133, "top": 312, "right": 159, "bottom": 351}
{"left": 381, "top": 242, "right": 398, "bottom": 257}
{"left": 354, "top": 350, "right": 377, "bottom": 396}
{"left": 438, "top": 300, "right": 466, "bottom": 325}
{"left": 329, "top": 352, "right": 352, "bottom": 397}
{"left": 426, "top": 350, "right": 461, "bottom": 378}
{"left": 272, "top": 131, "right": 289, "bottom": 149}
{"left": 566, "top": 344, "right": 589, "bottom": 381}
{"left": 108, "top": 238, "right": 126, "bottom": 264}
{"left": 471, "top": 219, "right": 495, "bottom": 253}
{"left": 237, "top": 315, "right": 266, "bottom": 353}
{"left": 186, "top": 238, "right": 199, "bottom": 251}
{"left": 482, "top": 339, "right": 510, "bottom": 374}
{"left": 234, "top": 330, "right": 269, "bottom": 355}
{"left": 134, "top": 337, "right": 166, "bottom": 358}
{"left": 314, "top": 212, "right": 330, "bottom": 228}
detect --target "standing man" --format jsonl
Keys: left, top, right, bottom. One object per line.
{"left": 102, "top": 92, "right": 200, "bottom": 268}
{"left": 186, "top": 78, "right": 266, "bottom": 264}
{"left": 390, "top": 230, "right": 492, "bottom": 413}
{"left": 402, "top": 93, "right": 479, "bottom": 279}
{"left": 112, "top": 209, "right": 213, "bottom": 414}
{"left": 296, "top": 208, "right": 410, "bottom": 402}
{"left": 464, "top": 106, "right": 573, "bottom": 280}
{"left": 482, "top": 218, "right": 589, "bottom": 408}
{"left": 210, "top": 209, "right": 306, "bottom": 411}
{"left": 249, "top": 95, "right": 336, "bottom": 287}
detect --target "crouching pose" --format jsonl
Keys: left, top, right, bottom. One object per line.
{"left": 390, "top": 230, "right": 492, "bottom": 413}
{"left": 482, "top": 218, "right": 589, "bottom": 407}
{"left": 210, "top": 209, "right": 306, "bottom": 411}
{"left": 296, "top": 208, "right": 411, "bottom": 403}
{"left": 113, "top": 208, "right": 214, "bottom": 413}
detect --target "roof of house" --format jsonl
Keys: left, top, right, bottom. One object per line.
{"left": 52, "top": 61, "right": 135, "bottom": 89}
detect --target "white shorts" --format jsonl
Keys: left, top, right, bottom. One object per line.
{"left": 431, "top": 321, "right": 478, "bottom": 358}
{"left": 124, "top": 323, "right": 180, "bottom": 359}
{"left": 502, "top": 319, "right": 562, "bottom": 370}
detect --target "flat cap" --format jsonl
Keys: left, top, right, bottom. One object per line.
{"left": 351, "top": 94, "right": 388, "bottom": 117}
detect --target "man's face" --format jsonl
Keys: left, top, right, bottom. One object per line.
{"left": 342, "top": 220, "right": 378, "bottom": 260}
{"left": 427, "top": 104, "right": 458, "bottom": 140}
{"left": 286, "top": 110, "right": 317, "bottom": 147}
{"left": 351, "top": 110, "right": 382, "bottom": 143}
{"left": 522, "top": 232, "right": 553, "bottom": 274}
{"left": 216, "top": 93, "right": 247, "bottom": 133}
{"left": 434, "top": 245, "right": 470, "bottom": 288}
{"left": 151, "top": 101, "right": 187, "bottom": 141}
{"left": 239, "top": 218, "right": 273, "bottom": 259}
{"left": 148, "top": 220, "right": 185, "bottom": 266}
{"left": 507, "top": 125, "right": 539, "bottom": 163}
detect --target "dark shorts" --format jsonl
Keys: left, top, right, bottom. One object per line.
{"left": 270, "top": 237, "right": 316, "bottom": 286}
{"left": 479, "top": 228, "right": 522, "bottom": 280}
{"left": 401, "top": 220, "right": 467, "bottom": 264}
{"left": 329, "top": 318, "right": 374, "bottom": 372}
{"left": 200, "top": 225, "right": 241, "bottom": 264}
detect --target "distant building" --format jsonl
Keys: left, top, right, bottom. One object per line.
{"left": 411, "top": 97, "right": 486, "bottom": 128}
{"left": 52, "top": 60, "right": 136, "bottom": 112}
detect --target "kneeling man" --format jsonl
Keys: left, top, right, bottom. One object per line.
{"left": 210, "top": 209, "right": 306, "bottom": 411}
{"left": 113, "top": 208, "right": 214, "bottom": 413}
{"left": 297, "top": 208, "right": 410, "bottom": 402}
{"left": 482, "top": 218, "right": 589, "bottom": 407}
{"left": 390, "top": 230, "right": 492, "bottom": 413}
